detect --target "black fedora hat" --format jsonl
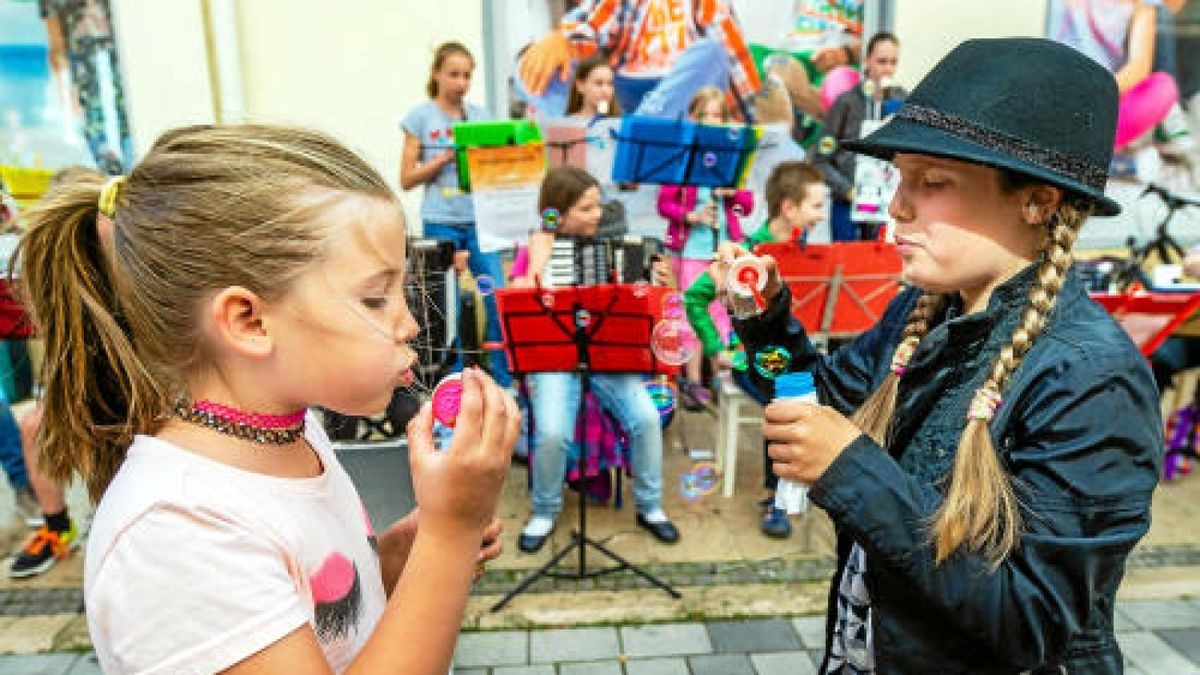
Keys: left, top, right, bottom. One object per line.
{"left": 844, "top": 37, "right": 1122, "bottom": 216}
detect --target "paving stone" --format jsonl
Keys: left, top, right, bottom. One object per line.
{"left": 1119, "top": 599, "right": 1200, "bottom": 630}
{"left": 529, "top": 626, "right": 620, "bottom": 663}
{"left": 1156, "top": 628, "right": 1200, "bottom": 665}
{"left": 0, "top": 653, "right": 78, "bottom": 675}
{"left": 621, "top": 622, "right": 713, "bottom": 658}
{"left": 790, "top": 615, "right": 827, "bottom": 649}
{"left": 454, "top": 630, "right": 528, "bottom": 668}
{"left": 1119, "top": 631, "right": 1200, "bottom": 675}
{"left": 687, "top": 653, "right": 755, "bottom": 675}
{"left": 559, "top": 662, "right": 624, "bottom": 675}
{"left": 1113, "top": 606, "right": 1140, "bottom": 632}
{"left": 452, "top": 670, "right": 487, "bottom": 675}
{"left": 750, "top": 650, "right": 819, "bottom": 675}
{"left": 707, "top": 618, "right": 801, "bottom": 653}
{"left": 0, "top": 615, "right": 77, "bottom": 653}
{"left": 623, "top": 657, "right": 690, "bottom": 675}
{"left": 64, "top": 653, "right": 102, "bottom": 675}
{"left": 493, "top": 666, "right": 555, "bottom": 675}
{"left": 809, "top": 650, "right": 826, "bottom": 669}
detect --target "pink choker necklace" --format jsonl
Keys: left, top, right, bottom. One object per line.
{"left": 174, "top": 398, "right": 307, "bottom": 445}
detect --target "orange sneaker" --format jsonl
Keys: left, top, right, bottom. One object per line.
{"left": 8, "top": 522, "right": 79, "bottom": 579}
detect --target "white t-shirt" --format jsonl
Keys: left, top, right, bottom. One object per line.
{"left": 84, "top": 414, "right": 386, "bottom": 674}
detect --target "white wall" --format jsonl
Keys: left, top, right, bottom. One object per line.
{"left": 110, "top": 0, "right": 215, "bottom": 157}
{"left": 234, "top": 0, "right": 486, "bottom": 221}
{"left": 110, "top": 0, "right": 487, "bottom": 227}
{"left": 892, "top": 0, "right": 1049, "bottom": 90}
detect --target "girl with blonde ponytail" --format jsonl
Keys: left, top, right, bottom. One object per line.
{"left": 18, "top": 124, "right": 520, "bottom": 673}
{"left": 716, "top": 39, "right": 1161, "bottom": 673}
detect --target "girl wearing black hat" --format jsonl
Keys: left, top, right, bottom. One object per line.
{"left": 714, "top": 38, "right": 1161, "bottom": 673}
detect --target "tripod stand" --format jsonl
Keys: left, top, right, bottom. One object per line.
{"left": 491, "top": 290, "right": 681, "bottom": 611}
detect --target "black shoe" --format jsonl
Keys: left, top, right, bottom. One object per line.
{"left": 636, "top": 513, "right": 680, "bottom": 543}
{"left": 518, "top": 532, "right": 550, "bottom": 553}
{"left": 517, "top": 516, "right": 556, "bottom": 553}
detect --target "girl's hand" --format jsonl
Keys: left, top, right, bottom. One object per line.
{"left": 650, "top": 257, "right": 675, "bottom": 288}
{"left": 406, "top": 369, "right": 518, "bottom": 536}
{"left": 687, "top": 202, "right": 718, "bottom": 227}
{"left": 474, "top": 517, "right": 503, "bottom": 581}
{"left": 713, "top": 187, "right": 737, "bottom": 198}
{"left": 435, "top": 149, "right": 457, "bottom": 168}
{"left": 710, "top": 242, "right": 785, "bottom": 304}
{"left": 762, "top": 401, "right": 861, "bottom": 485}
{"left": 510, "top": 274, "right": 536, "bottom": 289}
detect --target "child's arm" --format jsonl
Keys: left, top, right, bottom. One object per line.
{"left": 225, "top": 372, "right": 519, "bottom": 675}
{"left": 684, "top": 272, "right": 725, "bottom": 359}
{"left": 399, "top": 131, "right": 454, "bottom": 191}
{"left": 518, "top": 231, "right": 556, "bottom": 285}
{"left": 657, "top": 184, "right": 690, "bottom": 224}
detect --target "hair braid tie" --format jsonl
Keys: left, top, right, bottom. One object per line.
{"left": 968, "top": 387, "right": 1002, "bottom": 421}
{"left": 890, "top": 336, "right": 919, "bottom": 376}
{"left": 98, "top": 176, "right": 126, "bottom": 217}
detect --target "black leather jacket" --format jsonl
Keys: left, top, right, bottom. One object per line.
{"left": 735, "top": 264, "right": 1162, "bottom": 673}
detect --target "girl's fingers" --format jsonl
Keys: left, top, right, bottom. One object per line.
{"left": 406, "top": 402, "right": 436, "bottom": 458}
{"left": 449, "top": 370, "right": 485, "bottom": 454}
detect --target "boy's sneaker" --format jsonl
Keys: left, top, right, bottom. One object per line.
{"left": 8, "top": 521, "right": 79, "bottom": 579}
{"left": 759, "top": 498, "right": 792, "bottom": 539}
{"left": 680, "top": 380, "right": 711, "bottom": 411}
{"left": 13, "top": 486, "right": 43, "bottom": 527}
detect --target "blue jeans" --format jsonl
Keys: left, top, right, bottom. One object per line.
{"left": 422, "top": 222, "right": 512, "bottom": 387}
{"left": 0, "top": 386, "right": 27, "bottom": 491}
{"left": 528, "top": 372, "right": 663, "bottom": 517}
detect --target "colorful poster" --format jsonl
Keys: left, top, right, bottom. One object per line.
{"left": 467, "top": 143, "right": 547, "bottom": 253}
{"left": 0, "top": 0, "right": 131, "bottom": 175}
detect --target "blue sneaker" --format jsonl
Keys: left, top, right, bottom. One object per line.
{"left": 759, "top": 499, "right": 792, "bottom": 539}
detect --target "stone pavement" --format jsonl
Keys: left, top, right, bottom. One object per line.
{"left": 2, "top": 407, "right": 1200, "bottom": 671}
{"left": 4, "top": 599, "right": 1200, "bottom": 674}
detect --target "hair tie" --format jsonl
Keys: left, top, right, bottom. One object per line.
{"left": 540, "top": 207, "right": 560, "bottom": 233}
{"left": 968, "top": 387, "right": 1002, "bottom": 421}
{"left": 98, "top": 176, "right": 126, "bottom": 217}
{"left": 890, "top": 337, "right": 918, "bottom": 376}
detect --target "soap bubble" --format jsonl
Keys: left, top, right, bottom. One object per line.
{"left": 475, "top": 274, "right": 495, "bottom": 296}
{"left": 633, "top": 280, "right": 650, "bottom": 298}
{"left": 651, "top": 319, "right": 699, "bottom": 366}
{"left": 662, "top": 292, "right": 685, "bottom": 320}
{"left": 679, "top": 463, "right": 718, "bottom": 501}
{"left": 645, "top": 381, "right": 676, "bottom": 422}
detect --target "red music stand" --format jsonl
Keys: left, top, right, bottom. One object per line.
{"left": 1090, "top": 291, "right": 1200, "bottom": 357}
{"left": 755, "top": 241, "right": 903, "bottom": 338}
{"left": 0, "top": 279, "right": 33, "bottom": 340}
{"left": 491, "top": 284, "right": 681, "bottom": 611}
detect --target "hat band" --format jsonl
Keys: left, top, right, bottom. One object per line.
{"left": 896, "top": 104, "right": 1108, "bottom": 191}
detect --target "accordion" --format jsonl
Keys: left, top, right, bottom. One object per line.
{"left": 544, "top": 235, "right": 665, "bottom": 287}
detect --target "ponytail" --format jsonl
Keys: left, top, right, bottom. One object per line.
{"left": 16, "top": 172, "right": 164, "bottom": 501}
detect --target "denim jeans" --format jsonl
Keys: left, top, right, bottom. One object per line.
{"left": 528, "top": 372, "right": 662, "bottom": 517}
{"left": 422, "top": 222, "right": 512, "bottom": 387}
{"left": 0, "top": 385, "right": 27, "bottom": 491}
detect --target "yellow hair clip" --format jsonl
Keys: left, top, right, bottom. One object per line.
{"left": 98, "top": 176, "right": 126, "bottom": 217}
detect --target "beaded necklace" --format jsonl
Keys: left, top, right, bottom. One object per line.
{"left": 174, "top": 398, "right": 306, "bottom": 445}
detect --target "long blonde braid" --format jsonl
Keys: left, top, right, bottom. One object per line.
{"left": 931, "top": 203, "right": 1088, "bottom": 567}
{"left": 851, "top": 292, "right": 948, "bottom": 445}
